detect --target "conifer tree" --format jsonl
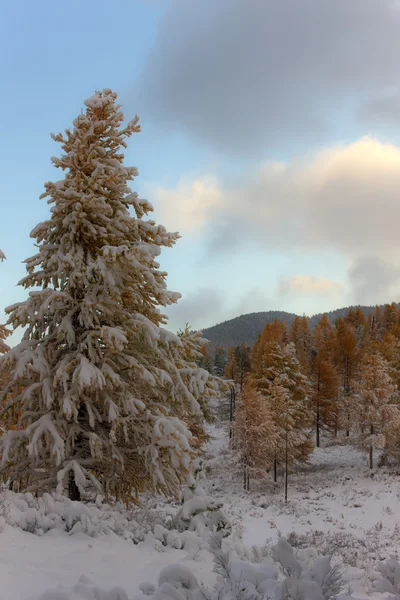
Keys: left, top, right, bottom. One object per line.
{"left": 290, "top": 315, "right": 312, "bottom": 373}
{"left": 309, "top": 351, "right": 338, "bottom": 447}
{"left": 382, "top": 303, "right": 399, "bottom": 335}
{"left": 198, "top": 343, "right": 213, "bottom": 373}
{"left": 213, "top": 347, "right": 227, "bottom": 377}
{"left": 251, "top": 320, "right": 288, "bottom": 376}
{"left": 0, "top": 90, "right": 215, "bottom": 501}
{"left": 0, "top": 249, "right": 10, "bottom": 355}
{"left": 233, "top": 382, "right": 278, "bottom": 491}
{"left": 334, "top": 319, "right": 360, "bottom": 437}
{"left": 310, "top": 317, "right": 339, "bottom": 446}
{"left": 174, "top": 326, "right": 228, "bottom": 446}
{"left": 380, "top": 332, "right": 400, "bottom": 401}
{"left": 235, "top": 344, "right": 251, "bottom": 391}
{"left": 224, "top": 346, "right": 237, "bottom": 381}
{"left": 254, "top": 341, "right": 312, "bottom": 482}
{"left": 225, "top": 344, "right": 251, "bottom": 390}
{"left": 355, "top": 350, "right": 394, "bottom": 469}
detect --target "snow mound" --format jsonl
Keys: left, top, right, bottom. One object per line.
{"left": 33, "top": 575, "right": 130, "bottom": 600}
{"left": 0, "top": 489, "right": 164, "bottom": 542}
{"left": 138, "top": 534, "right": 348, "bottom": 600}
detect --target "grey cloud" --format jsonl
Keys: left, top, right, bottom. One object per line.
{"left": 348, "top": 257, "right": 400, "bottom": 305}
{"left": 165, "top": 288, "right": 225, "bottom": 332}
{"left": 359, "top": 88, "right": 400, "bottom": 126}
{"left": 165, "top": 286, "right": 275, "bottom": 331}
{"left": 137, "top": 0, "right": 400, "bottom": 155}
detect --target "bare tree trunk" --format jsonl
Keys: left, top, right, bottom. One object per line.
{"left": 68, "top": 470, "right": 81, "bottom": 501}
{"left": 229, "top": 388, "right": 234, "bottom": 439}
{"left": 246, "top": 471, "right": 250, "bottom": 492}
{"left": 273, "top": 457, "right": 277, "bottom": 482}
{"left": 369, "top": 423, "right": 374, "bottom": 469}
{"left": 243, "top": 464, "right": 247, "bottom": 490}
{"left": 316, "top": 376, "right": 321, "bottom": 447}
{"left": 284, "top": 430, "right": 288, "bottom": 504}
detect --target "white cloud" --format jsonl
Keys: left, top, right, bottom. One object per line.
{"left": 151, "top": 137, "right": 400, "bottom": 260}
{"left": 150, "top": 137, "right": 400, "bottom": 305}
{"left": 146, "top": 176, "right": 223, "bottom": 233}
{"left": 278, "top": 275, "right": 343, "bottom": 297}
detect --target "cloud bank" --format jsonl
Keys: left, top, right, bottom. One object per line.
{"left": 153, "top": 136, "right": 400, "bottom": 317}
{"left": 138, "top": 0, "right": 400, "bottom": 155}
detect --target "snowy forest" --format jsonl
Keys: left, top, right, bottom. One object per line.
{"left": 2, "top": 90, "right": 400, "bottom": 600}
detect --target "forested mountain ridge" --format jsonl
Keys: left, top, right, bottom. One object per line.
{"left": 202, "top": 304, "right": 399, "bottom": 349}
{"left": 201, "top": 311, "right": 298, "bottom": 349}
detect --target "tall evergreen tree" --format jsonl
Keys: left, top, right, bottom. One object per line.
{"left": 0, "top": 90, "right": 215, "bottom": 501}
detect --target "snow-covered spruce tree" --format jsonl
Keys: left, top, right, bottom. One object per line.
{"left": 0, "top": 90, "right": 215, "bottom": 502}
{"left": 355, "top": 350, "right": 395, "bottom": 468}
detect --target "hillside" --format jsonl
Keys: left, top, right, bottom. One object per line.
{"left": 202, "top": 304, "right": 395, "bottom": 350}
{"left": 201, "top": 311, "right": 298, "bottom": 349}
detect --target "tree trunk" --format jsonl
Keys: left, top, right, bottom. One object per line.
{"left": 273, "top": 457, "right": 277, "bottom": 482}
{"left": 284, "top": 430, "right": 288, "bottom": 504}
{"left": 316, "top": 376, "right": 321, "bottom": 447}
{"left": 229, "top": 388, "right": 234, "bottom": 439}
{"left": 243, "top": 464, "right": 247, "bottom": 490}
{"left": 246, "top": 471, "right": 250, "bottom": 492}
{"left": 68, "top": 470, "right": 81, "bottom": 501}
{"left": 369, "top": 423, "right": 374, "bottom": 469}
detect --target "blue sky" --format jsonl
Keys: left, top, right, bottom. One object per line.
{"left": 2, "top": 0, "right": 400, "bottom": 339}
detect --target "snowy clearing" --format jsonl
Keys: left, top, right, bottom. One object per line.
{"left": 3, "top": 424, "right": 400, "bottom": 599}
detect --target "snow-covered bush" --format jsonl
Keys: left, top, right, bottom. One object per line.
{"left": 152, "top": 459, "right": 231, "bottom": 553}
{"left": 137, "top": 534, "right": 350, "bottom": 600}
{"left": 0, "top": 489, "right": 166, "bottom": 542}
{"left": 372, "top": 557, "right": 400, "bottom": 597}
{"left": 287, "top": 526, "right": 397, "bottom": 568}
{"left": 173, "top": 458, "right": 231, "bottom": 537}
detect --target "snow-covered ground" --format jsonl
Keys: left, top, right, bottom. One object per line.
{"left": 205, "top": 426, "right": 400, "bottom": 566}
{"left": 2, "top": 424, "right": 400, "bottom": 599}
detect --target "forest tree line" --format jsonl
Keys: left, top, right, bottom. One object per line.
{"left": 199, "top": 304, "right": 400, "bottom": 496}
